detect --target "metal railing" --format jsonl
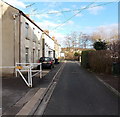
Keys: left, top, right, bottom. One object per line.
{"left": 0, "top": 63, "right": 42, "bottom": 87}
{"left": 16, "top": 63, "right": 42, "bottom": 87}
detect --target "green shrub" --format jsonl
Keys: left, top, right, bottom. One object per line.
{"left": 74, "top": 52, "right": 80, "bottom": 57}
{"left": 93, "top": 40, "right": 107, "bottom": 50}
{"left": 81, "top": 50, "right": 95, "bottom": 68}
{"left": 82, "top": 49, "right": 119, "bottom": 74}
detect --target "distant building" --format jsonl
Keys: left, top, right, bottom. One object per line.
{"left": 60, "top": 53, "right": 65, "bottom": 58}
{"left": 61, "top": 47, "right": 91, "bottom": 60}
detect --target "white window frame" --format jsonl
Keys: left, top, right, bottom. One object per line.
{"left": 25, "top": 22, "right": 29, "bottom": 39}
{"left": 25, "top": 48, "right": 29, "bottom": 63}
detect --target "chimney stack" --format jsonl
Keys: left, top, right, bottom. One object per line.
{"left": 44, "top": 30, "right": 49, "bottom": 35}
{"left": 52, "top": 36, "right": 55, "bottom": 40}
{"left": 26, "top": 14, "right": 30, "bottom": 17}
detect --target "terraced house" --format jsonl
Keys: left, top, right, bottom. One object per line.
{"left": 52, "top": 36, "right": 61, "bottom": 60}
{"left": 0, "top": 1, "right": 61, "bottom": 76}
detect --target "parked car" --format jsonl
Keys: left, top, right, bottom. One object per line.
{"left": 49, "top": 57, "right": 55, "bottom": 64}
{"left": 37, "top": 57, "right": 54, "bottom": 69}
{"left": 55, "top": 58, "right": 59, "bottom": 64}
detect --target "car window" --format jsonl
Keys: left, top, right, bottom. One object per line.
{"left": 40, "top": 57, "right": 51, "bottom": 61}
{"left": 49, "top": 57, "right": 54, "bottom": 61}
{"left": 44, "top": 57, "right": 51, "bottom": 61}
{"left": 40, "top": 57, "right": 44, "bottom": 61}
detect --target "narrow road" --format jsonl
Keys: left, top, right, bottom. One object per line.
{"left": 40, "top": 61, "right": 119, "bottom": 115}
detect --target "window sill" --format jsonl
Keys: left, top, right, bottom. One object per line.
{"left": 26, "top": 37, "right": 30, "bottom": 40}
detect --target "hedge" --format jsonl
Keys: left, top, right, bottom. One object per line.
{"left": 81, "top": 50, "right": 95, "bottom": 68}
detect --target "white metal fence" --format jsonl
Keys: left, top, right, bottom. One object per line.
{"left": 0, "top": 63, "right": 42, "bottom": 87}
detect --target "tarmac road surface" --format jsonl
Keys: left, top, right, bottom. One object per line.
{"left": 42, "top": 61, "right": 119, "bottom": 115}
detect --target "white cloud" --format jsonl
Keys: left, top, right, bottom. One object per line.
{"left": 62, "top": 8, "right": 70, "bottom": 11}
{"left": 49, "top": 30, "right": 65, "bottom": 46}
{"left": 72, "top": 5, "right": 77, "bottom": 8}
{"left": 67, "top": 20, "right": 74, "bottom": 25}
{"left": 83, "top": 26, "right": 96, "bottom": 33}
{"left": 52, "top": 24, "right": 118, "bottom": 46}
{"left": 75, "top": 23, "right": 115, "bottom": 38}
{"left": 81, "top": 6, "right": 87, "bottom": 9}
{"left": 56, "top": 13, "right": 62, "bottom": 16}
{"left": 35, "top": 14, "right": 50, "bottom": 19}
{"left": 47, "top": 10, "right": 62, "bottom": 16}
{"left": 36, "top": 20, "right": 70, "bottom": 46}
{"left": 36, "top": 19, "right": 74, "bottom": 31}
{"left": 4, "top": 0, "right": 26, "bottom": 8}
{"left": 36, "top": 20, "right": 60, "bottom": 30}
{"left": 96, "top": 24, "right": 118, "bottom": 35}
{"left": 98, "top": 24, "right": 118, "bottom": 29}
{"left": 80, "top": 24, "right": 118, "bottom": 41}
{"left": 71, "top": 23, "right": 118, "bottom": 36}
{"left": 48, "top": 10, "right": 59, "bottom": 14}
{"left": 96, "top": 24, "right": 118, "bottom": 39}
{"left": 33, "top": 10, "right": 63, "bottom": 20}
{"left": 75, "top": 26, "right": 96, "bottom": 34}
{"left": 76, "top": 13, "right": 83, "bottom": 17}
{"left": 87, "top": 5, "right": 104, "bottom": 15}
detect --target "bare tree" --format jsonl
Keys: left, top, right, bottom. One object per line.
{"left": 71, "top": 32, "right": 78, "bottom": 51}
{"left": 91, "top": 25, "right": 118, "bottom": 42}
{"left": 78, "top": 32, "right": 83, "bottom": 48}
{"left": 64, "top": 34, "right": 71, "bottom": 50}
{"left": 64, "top": 32, "right": 78, "bottom": 48}
{"left": 81, "top": 34, "right": 90, "bottom": 48}
{"left": 64, "top": 31, "right": 94, "bottom": 49}
{"left": 91, "top": 32, "right": 101, "bottom": 41}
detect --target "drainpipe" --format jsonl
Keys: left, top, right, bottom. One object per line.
{"left": 19, "top": 12, "right": 21, "bottom": 63}
{"left": 13, "top": 13, "right": 19, "bottom": 76}
{"left": 42, "top": 38, "right": 44, "bottom": 57}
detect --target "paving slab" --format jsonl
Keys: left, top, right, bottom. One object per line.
{"left": 16, "top": 88, "right": 46, "bottom": 115}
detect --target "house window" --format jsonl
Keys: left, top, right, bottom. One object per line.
{"left": 48, "top": 51, "right": 52, "bottom": 57}
{"left": 25, "top": 48, "right": 29, "bottom": 63}
{"left": 38, "top": 40, "right": 41, "bottom": 44}
{"left": 38, "top": 32, "right": 40, "bottom": 43}
{"left": 33, "top": 49, "right": 35, "bottom": 63}
{"left": 25, "top": 22, "right": 29, "bottom": 39}
{"left": 33, "top": 28, "right": 36, "bottom": 42}
{"left": 38, "top": 50, "right": 40, "bottom": 59}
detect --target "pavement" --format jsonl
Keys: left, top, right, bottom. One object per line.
{"left": 43, "top": 61, "right": 119, "bottom": 115}
{"left": 2, "top": 62, "right": 62, "bottom": 116}
{"left": 95, "top": 73, "right": 119, "bottom": 93}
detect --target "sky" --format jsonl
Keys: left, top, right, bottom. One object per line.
{"left": 3, "top": 0, "right": 118, "bottom": 47}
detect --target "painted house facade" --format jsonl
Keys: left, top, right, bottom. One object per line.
{"left": 42, "top": 30, "right": 54, "bottom": 58}
{"left": 20, "top": 14, "right": 43, "bottom": 63}
{"left": 52, "top": 36, "right": 61, "bottom": 59}
{"left": 1, "top": 1, "right": 20, "bottom": 75}
{"left": 1, "top": 1, "right": 61, "bottom": 76}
